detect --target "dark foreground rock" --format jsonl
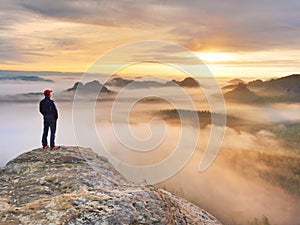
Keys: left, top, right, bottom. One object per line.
{"left": 0, "top": 146, "right": 222, "bottom": 225}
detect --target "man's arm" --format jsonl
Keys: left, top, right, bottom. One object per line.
{"left": 39, "top": 101, "right": 44, "bottom": 115}
{"left": 52, "top": 101, "right": 58, "bottom": 119}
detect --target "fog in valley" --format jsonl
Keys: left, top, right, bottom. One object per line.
{"left": 0, "top": 73, "right": 299, "bottom": 225}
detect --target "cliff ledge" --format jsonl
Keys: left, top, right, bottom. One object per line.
{"left": 0, "top": 146, "right": 222, "bottom": 225}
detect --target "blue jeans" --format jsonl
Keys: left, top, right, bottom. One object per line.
{"left": 42, "top": 119, "right": 57, "bottom": 148}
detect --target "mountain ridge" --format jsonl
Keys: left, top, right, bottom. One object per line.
{"left": 105, "top": 76, "right": 200, "bottom": 88}
{"left": 224, "top": 74, "right": 300, "bottom": 103}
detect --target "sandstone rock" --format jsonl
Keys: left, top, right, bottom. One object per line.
{"left": 0, "top": 146, "right": 222, "bottom": 225}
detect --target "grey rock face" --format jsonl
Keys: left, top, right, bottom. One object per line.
{"left": 0, "top": 146, "right": 222, "bottom": 225}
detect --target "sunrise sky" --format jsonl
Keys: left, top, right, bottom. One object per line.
{"left": 1, "top": 0, "right": 299, "bottom": 77}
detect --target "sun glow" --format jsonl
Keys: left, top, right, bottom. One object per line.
{"left": 196, "top": 52, "right": 234, "bottom": 62}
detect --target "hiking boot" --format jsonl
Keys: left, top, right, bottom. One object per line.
{"left": 50, "top": 146, "right": 60, "bottom": 151}
{"left": 42, "top": 145, "right": 49, "bottom": 150}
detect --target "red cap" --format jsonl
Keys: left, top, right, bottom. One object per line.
{"left": 43, "top": 89, "right": 52, "bottom": 96}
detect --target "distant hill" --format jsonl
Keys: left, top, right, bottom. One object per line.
{"left": 224, "top": 74, "right": 300, "bottom": 103}
{"left": 106, "top": 76, "right": 199, "bottom": 88}
{"left": 222, "top": 79, "right": 246, "bottom": 90}
{"left": 166, "top": 77, "right": 200, "bottom": 87}
{"left": 222, "top": 84, "right": 238, "bottom": 90}
{"left": 105, "top": 77, "right": 165, "bottom": 88}
{"left": 225, "top": 83, "right": 260, "bottom": 103}
{"left": 66, "top": 80, "right": 113, "bottom": 94}
{"left": 105, "top": 77, "right": 133, "bottom": 87}
{"left": 247, "top": 79, "right": 265, "bottom": 89}
{"left": 260, "top": 74, "right": 300, "bottom": 98}
{"left": 0, "top": 75, "right": 53, "bottom": 82}
{"left": 0, "top": 81, "right": 113, "bottom": 103}
{"left": 157, "top": 109, "right": 226, "bottom": 128}
{"left": 227, "top": 78, "right": 245, "bottom": 85}
{"left": 0, "top": 92, "right": 44, "bottom": 103}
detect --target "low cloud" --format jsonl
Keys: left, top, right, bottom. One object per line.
{"left": 0, "top": 78, "right": 299, "bottom": 224}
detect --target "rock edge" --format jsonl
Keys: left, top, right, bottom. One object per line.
{"left": 0, "top": 146, "right": 222, "bottom": 225}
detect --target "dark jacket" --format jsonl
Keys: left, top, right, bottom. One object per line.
{"left": 39, "top": 97, "right": 58, "bottom": 120}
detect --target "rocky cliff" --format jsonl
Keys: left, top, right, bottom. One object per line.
{"left": 0, "top": 146, "right": 222, "bottom": 225}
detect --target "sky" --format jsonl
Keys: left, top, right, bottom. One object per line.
{"left": 0, "top": 0, "right": 299, "bottom": 77}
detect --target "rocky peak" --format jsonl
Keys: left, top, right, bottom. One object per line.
{"left": 66, "top": 81, "right": 112, "bottom": 94}
{"left": 225, "top": 82, "right": 259, "bottom": 103}
{"left": 0, "top": 146, "right": 222, "bottom": 225}
{"left": 179, "top": 77, "right": 200, "bottom": 87}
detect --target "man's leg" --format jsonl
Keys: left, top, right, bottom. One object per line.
{"left": 49, "top": 119, "right": 57, "bottom": 148}
{"left": 42, "top": 120, "right": 49, "bottom": 147}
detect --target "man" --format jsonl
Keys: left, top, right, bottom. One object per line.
{"left": 39, "top": 89, "right": 60, "bottom": 150}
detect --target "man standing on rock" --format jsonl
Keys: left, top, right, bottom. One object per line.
{"left": 39, "top": 89, "right": 60, "bottom": 150}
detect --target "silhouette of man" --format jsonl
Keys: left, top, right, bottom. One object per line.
{"left": 39, "top": 90, "right": 60, "bottom": 150}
